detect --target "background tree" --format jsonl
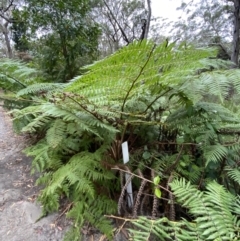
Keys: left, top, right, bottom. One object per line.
{"left": 13, "top": 0, "right": 100, "bottom": 82}
{"left": 0, "top": 0, "right": 16, "bottom": 58}
{"left": 230, "top": 0, "right": 240, "bottom": 65}
{"left": 11, "top": 9, "right": 29, "bottom": 52}
{"left": 172, "top": 0, "right": 235, "bottom": 62}
{"left": 92, "top": 0, "right": 152, "bottom": 56}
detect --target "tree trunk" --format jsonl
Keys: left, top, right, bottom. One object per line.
{"left": 0, "top": 22, "right": 13, "bottom": 58}
{"left": 231, "top": 0, "right": 240, "bottom": 66}
{"left": 144, "top": 0, "right": 152, "bottom": 39}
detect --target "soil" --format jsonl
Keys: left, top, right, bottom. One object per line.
{"left": 0, "top": 107, "right": 128, "bottom": 241}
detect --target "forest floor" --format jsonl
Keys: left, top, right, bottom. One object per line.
{"left": 0, "top": 106, "right": 128, "bottom": 241}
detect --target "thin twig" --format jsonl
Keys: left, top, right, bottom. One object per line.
{"left": 105, "top": 215, "right": 137, "bottom": 222}
{"left": 54, "top": 202, "right": 73, "bottom": 224}
{"left": 112, "top": 166, "right": 172, "bottom": 194}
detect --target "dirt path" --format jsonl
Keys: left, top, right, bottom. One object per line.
{"left": 0, "top": 107, "right": 128, "bottom": 241}
{"left": 0, "top": 107, "right": 68, "bottom": 241}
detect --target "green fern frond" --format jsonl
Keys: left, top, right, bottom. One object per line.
{"left": 197, "top": 72, "right": 230, "bottom": 103}
{"left": 25, "top": 141, "right": 54, "bottom": 173}
{"left": 68, "top": 151, "right": 115, "bottom": 182}
{"left": 46, "top": 119, "right": 67, "bottom": 148}
{"left": 16, "top": 83, "right": 65, "bottom": 97}
{"left": 203, "top": 144, "right": 228, "bottom": 165}
{"left": 63, "top": 227, "right": 81, "bottom": 241}
{"left": 170, "top": 178, "right": 239, "bottom": 240}
{"left": 130, "top": 216, "right": 206, "bottom": 241}
{"left": 66, "top": 41, "right": 219, "bottom": 108}
{"left": 36, "top": 147, "right": 115, "bottom": 211}
{"left": 21, "top": 114, "right": 52, "bottom": 133}
{"left": 226, "top": 167, "right": 240, "bottom": 186}
{"left": 43, "top": 164, "right": 95, "bottom": 199}
{"left": 130, "top": 217, "right": 174, "bottom": 241}
{"left": 0, "top": 58, "right": 40, "bottom": 89}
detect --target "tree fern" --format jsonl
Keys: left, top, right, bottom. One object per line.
{"left": 7, "top": 40, "right": 240, "bottom": 240}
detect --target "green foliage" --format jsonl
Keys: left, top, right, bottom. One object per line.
{"left": 25, "top": 136, "right": 117, "bottom": 238}
{"left": 66, "top": 196, "right": 116, "bottom": 240}
{"left": 130, "top": 178, "right": 240, "bottom": 241}
{"left": 11, "top": 10, "right": 30, "bottom": 52}
{"left": 14, "top": 0, "right": 100, "bottom": 82}
{"left": 16, "top": 83, "right": 65, "bottom": 97}
{"left": 0, "top": 58, "right": 38, "bottom": 90}
{"left": 0, "top": 58, "right": 44, "bottom": 109}
{"left": 67, "top": 40, "right": 218, "bottom": 102}
{"left": 5, "top": 40, "right": 240, "bottom": 240}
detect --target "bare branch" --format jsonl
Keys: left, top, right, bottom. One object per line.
{"left": 0, "top": 12, "right": 12, "bottom": 23}
{"left": 2, "top": 0, "right": 14, "bottom": 13}
{"left": 103, "top": 0, "right": 130, "bottom": 44}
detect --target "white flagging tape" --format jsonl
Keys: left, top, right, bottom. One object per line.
{"left": 122, "top": 141, "right": 133, "bottom": 208}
